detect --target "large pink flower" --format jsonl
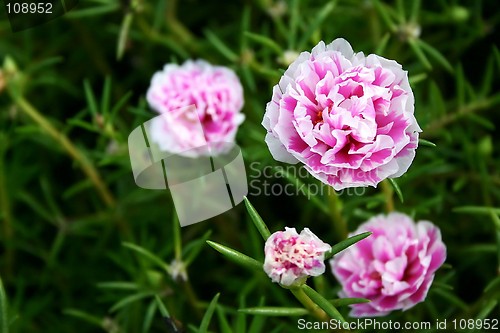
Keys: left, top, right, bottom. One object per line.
{"left": 263, "top": 39, "right": 421, "bottom": 190}
{"left": 330, "top": 213, "right": 446, "bottom": 317}
{"left": 147, "top": 60, "right": 244, "bottom": 156}
{"left": 264, "top": 227, "right": 331, "bottom": 286}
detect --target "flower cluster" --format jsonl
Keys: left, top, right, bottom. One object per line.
{"left": 263, "top": 227, "right": 331, "bottom": 286}
{"left": 330, "top": 213, "right": 446, "bottom": 317}
{"left": 263, "top": 38, "right": 421, "bottom": 190}
{"left": 148, "top": 40, "right": 447, "bottom": 320}
{"left": 147, "top": 60, "right": 244, "bottom": 156}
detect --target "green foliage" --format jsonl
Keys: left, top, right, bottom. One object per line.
{"left": 0, "top": 277, "right": 8, "bottom": 333}
{"left": 0, "top": 0, "right": 499, "bottom": 332}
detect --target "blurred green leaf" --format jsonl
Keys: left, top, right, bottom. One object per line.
{"left": 62, "top": 309, "right": 103, "bottom": 327}
{"left": 388, "top": 178, "right": 404, "bottom": 203}
{"left": 110, "top": 291, "right": 155, "bottom": 313}
{"left": 375, "top": 33, "right": 391, "bottom": 55}
{"left": 432, "top": 289, "right": 468, "bottom": 311}
{"left": 110, "top": 91, "right": 133, "bottom": 123}
{"left": 453, "top": 206, "right": 500, "bottom": 215}
{"left": 244, "top": 32, "right": 282, "bottom": 54}
{"left": 248, "top": 298, "right": 266, "bottom": 333}
{"left": 198, "top": 293, "right": 220, "bottom": 333}
{"left": 204, "top": 30, "right": 239, "bottom": 62}
{"left": 484, "top": 276, "right": 500, "bottom": 293}
{"left": 372, "top": 0, "right": 397, "bottom": 32}
{"left": 409, "top": 0, "right": 421, "bottom": 22}
{"left": 216, "top": 307, "right": 233, "bottom": 333}
{"left": 236, "top": 296, "right": 247, "bottom": 333}
{"left": 408, "top": 39, "right": 432, "bottom": 70}
{"left": 429, "top": 81, "right": 446, "bottom": 116}
{"left": 117, "top": 12, "right": 134, "bottom": 60}
{"left": 101, "top": 76, "right": 112, "bottom": 116}
{"left": 480, "top": 54, "right": 495, "bottom": 97}
{"left": 492, "top": 46, "right": 500, "bottom": 69}
{"left": 476, "top": 299, "right": 498, "bottom": 320}
{"left": 279, "top": 168, "right": 329, "bottom": 214}
{"left": 65, "top": 3, "right": 120, "bottom": 18}
{"left": 465, "top": 113, "right": 495, "bottom": 130}
{"left": 456, "top": 64, "right": 466, "bottom": 107}
{"left": 330, "top": 298, "right": 370, "bottom": 307}
{"left": 298, "top": 1, "right": 337, "bottom": 49}
{"left": 122, "top": 242, "right": 170, "bottom": 273}
{"left": 97, "top": 281, "right": 140, "bottom": 290}
{"left": 0, "top": 276, "right": 8, "bottom": 333}
{"left": 25, "top": 56, "right": 64, "bottom": 74}
{"left": 142, "top": 299, "right": 157, "bottom": 333}
{"left": 183, "top": 230, "right": 213, "bottom": 265}
{"left": 83, "top": 80, "right": 99, "bottom": 117}
{"left": 409, "top": 72, "right": 427, "bottom": 85}
{"left": 155, "top": 295, "right": 171, "bottom": 318}
{"left": 418, "top": 39, "right": 454, "bottom": 73}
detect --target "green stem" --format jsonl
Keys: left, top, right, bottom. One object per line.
{"left": 489, "top": 211, "right": 500, "bottom": 275}
{"left": 423, "top": 96, "right": 500, "bottom": 137}
{"left": 327, "top": 190, "right": 348, "bottom": 241}
{"left": 173, "top": 215, "right": 182, "bottom": 261}
{"left": 0, "top": 135, "right": 13, "bottom": 279}
{"left": 136, "top": 18, "right": 189, "bottom": 58}
{"left": 0, "top": 276, "right": 8, "bottom": 333}
{"left": 380, "top": 179, "right": 395, "bottom": 212}
{"left": 181, "top": 279, "right": 203, "bottom": 319}
{"left": 496, "top": 228, "right": 500, "bottom": 275}
{"left": 368, "top": 3, "right": 382, "bottom": 46}
{"left": 165, "top": 0, "right": 198, "bottom": 51}
{"left": 290, "top": 287, "right": 329, "bottom": 322}
{"left": 11, "top": 96, "right": 116, "bottom": 208}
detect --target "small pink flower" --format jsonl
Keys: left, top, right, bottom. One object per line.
{"left": 264, "top": 227, "right": 331, "bottom": 286}
{"left": 147, "top": 60, "right": 244, "bottom": 156}
{"left": 263, "top": 39, "right": 421, "bottom": 190}
{"left": 330, "top": 213, "right": 446, "bottom": 317}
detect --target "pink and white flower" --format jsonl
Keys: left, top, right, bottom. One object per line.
{"left": 263, "top": 39, "right": 421, "bottom": 190}
{"left": 147, "top": 60, "right": 244, "bottom": 156}
{"left": 264, "top": 227, "right": 331, "bottom": 286}
{"left": 330, "top": 213, "right": 446, "bottom": 317}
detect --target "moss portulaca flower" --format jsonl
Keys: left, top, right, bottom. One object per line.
{"left": 263, "top": 39, "right": 421, "bottom": 190}
{"left": 264, "top": 227, "right": 331, "bottom": 286}
{"left": 330, "top": 213, "right": 446, "bottom": 317}
{"left": 147, "top": 60, "right": 244, "bottom": 156}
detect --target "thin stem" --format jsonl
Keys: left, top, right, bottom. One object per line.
{"left": 496, "top": 228, "right": 500, "bottom": 275}
{"left": 11, "top": 96, "right": 116, "bottom": 208}
{"left": 136, "top": 18, "right": 189, "bottom": 58}
{"left": 423, "top": 96, "right": 500, "bottom": 137}
{"left": 290, "top": 287, "right": 329, "bottom": 322}
{"left": 327, "top": 190, "right": 348, "bottom": 241}
{"left": 173, "top": 216, "right": 182, "bottom": 261}
{"left": 165, "top": 0, "right": 198, "bottom": 52}
{"left": 181, "top": 279, "right": 203, "bottom": 319}
{"left": 381, "top": 179, "right": 395, "bottom": 212}
{"left": 0, "top": 276, "right": 8, "bottom": 333}
{"left": 0, "top": 135, "right": 13, "bottom": 279}
{"left": 489, "top": 211, "right": 500, "bottom": 275}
